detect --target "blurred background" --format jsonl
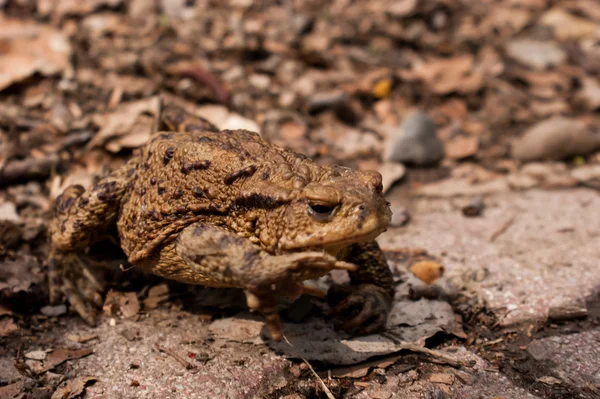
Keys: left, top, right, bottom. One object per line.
{"left": 1, "top": 1, "right": 600, "bottom": 398}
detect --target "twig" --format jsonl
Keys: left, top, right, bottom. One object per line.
{"left": 302, "top": 357, "right": 336, "bottom": 399}
{"left": 0, "top": 154, "right": 60, "bottom": 186}
{"left": 177, "top": 67, "right": 230, "bottom": 105}
{"left": 381, "top": 333, "right": 474, "bottom": 368}
{"left": 155, "top": 344, "right": 197, "bottom": 372}
{"left": 488, "top": 213, "right": 517, "bottom": 242}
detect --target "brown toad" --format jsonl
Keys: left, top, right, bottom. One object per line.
{"left": 49, "top": 105, "right": 394, "bottom": 340}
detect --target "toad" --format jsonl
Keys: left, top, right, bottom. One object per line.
{"left": 49, "top": 105, "right": 394, "bottom": 340}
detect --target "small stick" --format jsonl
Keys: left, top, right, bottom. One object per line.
{"left": 381, "top": 333, "right": 474, "bottom": 368}
{"left": 302, "top": 357, "right": 336, "bottom": 399}
{"left": 0, "top": 154, "right": 60, "bottom": 185}
{"left": 155, "top": 344, "right": 196, "bottom": 371}
{"left": 489, "top": 213, "right": 517, "bottom": 242}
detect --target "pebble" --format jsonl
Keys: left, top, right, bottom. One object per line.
{"left": 383, "top": 111, "right": 444, "bottom": 165}
{"left": 40, "top": 304, "right": 67, "bottom": 317}
{"left": 512, "top": 117, "right": 600, "bottom": 161}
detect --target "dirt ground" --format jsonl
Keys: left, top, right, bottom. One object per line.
{"left": 1, "top": 1, "right": 600, "bottom": 398}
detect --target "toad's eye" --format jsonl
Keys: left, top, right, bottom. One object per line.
{"left": 308, "top": 202, "right": 337, "bottom": 222}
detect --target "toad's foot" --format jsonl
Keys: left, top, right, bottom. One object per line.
{"left": 327, "top": 284, "right": 392, "bottom": 336}
{"left": 49, "top": 251, "right": 105, "bottom": 326}
{"left": 244, "top": 253, "right": 356, "bottom": 341}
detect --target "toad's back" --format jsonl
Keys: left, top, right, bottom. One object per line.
{"left": 118, "top": 129, "right": 320, "bottom": 262}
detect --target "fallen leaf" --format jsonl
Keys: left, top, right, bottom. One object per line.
{"left": 103, "top": 290, "right": 140, "bottom": 319}
{"left": 445, "top": 136, "right": 479, "bottom": 160}
{"left": 51, "top": 376, "right": 98, "bottom": 399}
{"left": 429, "top": 373, "right": 455, "bottom": 385}
{"left": 387, "top": 0, "right": 417, "bottom": 17}
{"left": 505, "top": 39, "right": 566, "bottom": 70}
{"left": 537, "top": 375, "right": 562, "bottom": 385}
{"left": 143, "top": 284, "right": 169, "bottom": 310}
{"left": 330, "top": 354, "right": 402, "bottom": 378}
{"left": 87, "top": 97, "right": 160, "bottom": 151}
{"left": 404, "top": 55, "right": 484, "bottom": 95}
{"left": 65, "top": 333, "right": 98, "bottom": 343}
{"left": 512, "top": 117, "right": 600, "bottom": 161}
{"left": 37, "top": 0, "right": 122, "bottom": 18}
{"left": 29, "top": 348, "right": 94, "bottom": 374}
{"left": 0, "top": 317, "right": 18, "bottom": 336}
{"left": 25, "top": 350, "right": 50, "bottom": 360}
{"left": 0, "top": 17, "right": 72, "bottom": 91}
{"left": 377, "top": 162, "right": 406, "bottom": 193}
{"left": 541, "top": 8, "right": 600, "bottom": 40}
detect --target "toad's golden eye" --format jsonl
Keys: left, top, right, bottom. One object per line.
{"left": 308, "top": 202, "right": 337, "bottom": 222}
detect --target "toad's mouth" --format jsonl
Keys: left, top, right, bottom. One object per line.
{"left": 280, "top": 227, "right": 385, "bottom": 255}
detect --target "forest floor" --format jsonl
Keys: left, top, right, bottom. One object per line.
{"left": 1, "top": 1, "right": 600, "bottom": 398}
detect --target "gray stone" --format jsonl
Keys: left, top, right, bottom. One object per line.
{"left": 383, "top": 111, "right": 444, "bottom": 165}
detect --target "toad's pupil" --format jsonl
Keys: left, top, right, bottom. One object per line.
{"left": 309, "top": 203, "right": 334, "bottom": 215}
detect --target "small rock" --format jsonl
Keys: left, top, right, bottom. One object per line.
{"left": 505, "top": 39, "right": 566, "bottom": 70}
{"left": 462, "top": 197, "right": 485, "bottom": 217}
{"left": 307, "top": 90, "right": 347, "bottom": 113}
{"left": 40, "top": 304, "right": 67, "bottom": 317}
{"left": 512, "top": 117, "right": 600, "bottom": 161}
{"left": 383, "top": 111, "right": 444, "bottom": 165}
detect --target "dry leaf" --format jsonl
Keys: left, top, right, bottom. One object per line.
{"left": 38, "top": 0, "right": 122, "bottom": 18}
{"left": 0, "top": 17, "right": 72, "bottom": 91}
{"left": 143, "top": 284, "right": 170, "bottom": 310}
{"left": 404, "top": 55, "right": 484, "bottom": 95}
{"left": 51, "top": 376, "right": 98, "bottom": 399}
{"left": 429, "top": 373, "right": 455, "bottom": 385}
{"left": 103, "top": 290, "right": 140, "bottom": 319}
{"left": 87, "top": 97, "right": 160, "bottom": 151}
{"left": 512, "top": 117, "right": 600, "bottom": 161}
{"left": 541, "top": 8, "right": 600, "bottom": 40}
{"left": 0, "top": 317, "right": 18, "bottom": 336}
{"left": 445, "top": 136, "right": 479, "bottom": 160}
{"left": 377, "top": 162, "right": 406, "bottom": 193}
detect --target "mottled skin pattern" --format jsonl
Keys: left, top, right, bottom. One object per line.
{"left": 49, "top": 105, "right": 394, "bottom": 340}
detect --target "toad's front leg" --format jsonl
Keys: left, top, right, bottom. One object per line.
{"left": 142, "top": 223, "right": 356, "bottom": 341}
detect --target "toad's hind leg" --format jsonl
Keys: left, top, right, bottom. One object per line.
{"left": 328, "top": 241, "right": 395, "bottom": 336}
{"left": 159, "top": 104, "right": 219, "bottom": 133}
{"left": 142, "top": 223, "right": 355, "bottom": 340}
{"left": 49, "top": 168, "right": 131, "bottom": 324}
